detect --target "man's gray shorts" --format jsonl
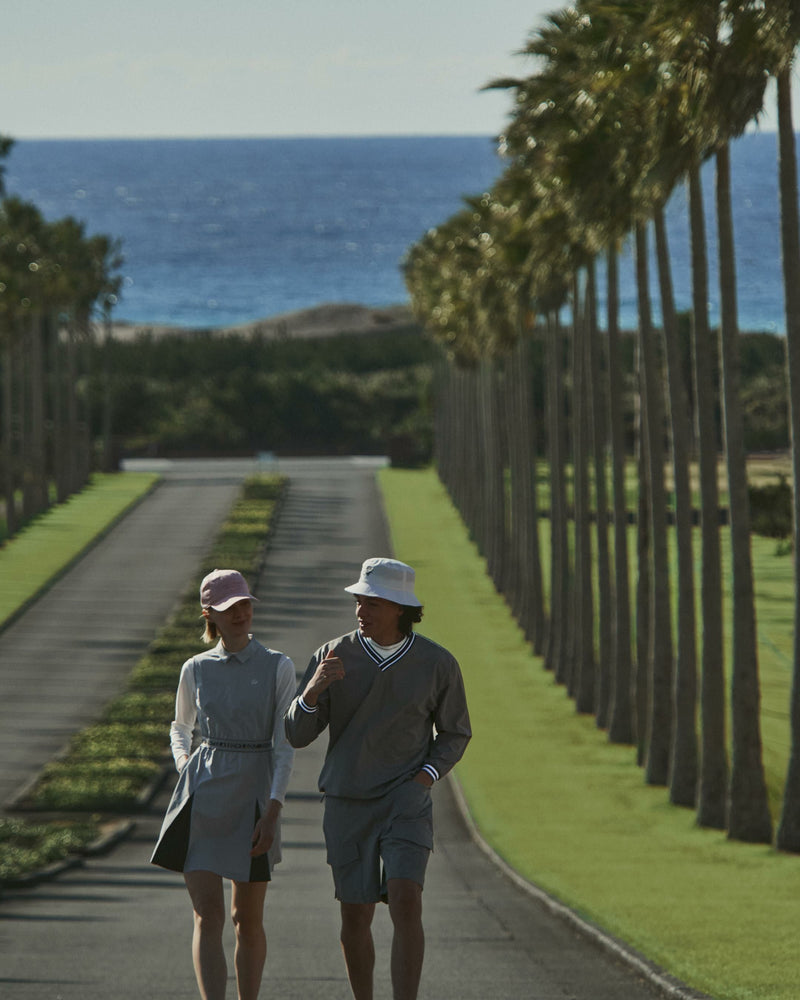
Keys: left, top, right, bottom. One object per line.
{"left": 323, "top": 779, "right": 434, "bottom": 904}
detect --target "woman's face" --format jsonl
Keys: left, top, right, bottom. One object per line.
{"left": 205, "top": 598, "right": 253, "bottom": 650}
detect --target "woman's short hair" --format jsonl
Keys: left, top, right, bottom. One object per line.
{"left": 399, "top": 604, "right": 424, "bottom": 636}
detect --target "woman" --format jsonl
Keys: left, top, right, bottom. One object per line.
{"left": 151, "top": 568, "right": 295, "bottom": 1000}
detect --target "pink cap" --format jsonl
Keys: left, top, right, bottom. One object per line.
{"left": 200, "top": 569, "right": 257, "bottom": 611}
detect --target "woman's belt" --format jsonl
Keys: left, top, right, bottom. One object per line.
{"left": 201, "top": 738, "right": 273, "bottom": 752}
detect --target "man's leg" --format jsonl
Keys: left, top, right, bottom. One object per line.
{"left": 340, "top": 900, "right": 376, "bottom": 1000}
{"left": 387, "top": 878, "right": 424, "bottom": 1000}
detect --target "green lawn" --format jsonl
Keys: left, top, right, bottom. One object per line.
{"left": 379, "top": 466, "right": 798, "bottom": 1000}
{"left": 0, "top": 472, "right": 160, "bottom": 628}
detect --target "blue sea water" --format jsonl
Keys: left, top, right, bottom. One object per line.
{"left": 2, "top": 133, "right": 791, "bottom": 333}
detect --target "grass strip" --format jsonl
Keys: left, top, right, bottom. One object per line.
{"left": 0, "top": 817, "right": 99, "bottom": 883}
{"left": 0, "top": 472, "right": 160, "bottom": 628}
{"left": 379, "top": 466, "right": 798, "bottom": 1000}
{"left": 3, "top": 474, "right": 286, "bottom": 881}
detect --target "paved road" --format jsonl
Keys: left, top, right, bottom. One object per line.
{"left": 0, "top": 458, "right": 698, "bottom": 999}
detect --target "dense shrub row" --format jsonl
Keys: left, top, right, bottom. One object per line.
{"left": 86, "top": 325, "right": 437, "bottom": 463}
{"left": 80, "top": 318, "right": 792, "bottom": 470}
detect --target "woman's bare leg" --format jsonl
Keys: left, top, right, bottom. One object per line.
{"left": 184, "top": 870, "right": 227, "bottom": 1000}
{"left": 230, "top": 880, "right": 268, "bottom": 1000}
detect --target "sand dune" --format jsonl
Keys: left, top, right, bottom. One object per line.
{"left": 109, "top": 302, "right": 415, "bottom": 340}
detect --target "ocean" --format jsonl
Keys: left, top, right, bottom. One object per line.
{"left": 2, "top": 132, "right": 790, "bottom": 334}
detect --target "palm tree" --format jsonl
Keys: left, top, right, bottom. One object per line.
{"left": 409, "top": 0, "right": 781, "bottom": 839}
{"left": 0, "top": 199, "right": 49, "bottom": 524}
{"left": 687, "top": 160, "right": 729, "bottom": 830}
{"left": 654, "top": 205, "right": 699, "bottom": 807}
{"left": 605, "top": 246, "right": 635, "bottom": 745}
{"left": 544, "top": 309, "right": 571, "bottom": 685}
{"left": 650, "top": 0, "right": 771, "bottom": 837}
{"left": 773, "top": 3, "right": 800, "bottom": 852}
{"left": 635, "top": 221, "right": 674, "bottom": 787}
{"left": 508, "top": 331, "right": 547, "bottom": 651}
{"left": 0, "top": 135, "right": 13, "bottom": 196}
{"left": 716, "top": 140, "right": 772, "bottom": 843}
{"left": 571, "top": 270, "right": 596, "bottom": 713}
{"left": 586, "top": 259, "right": 613, "bottom": 727}
{"left": 0, "top": 197, "right": 123, "bottom": 527}
{"left": 699, "top": 0, "right": 773, "bottom": 843}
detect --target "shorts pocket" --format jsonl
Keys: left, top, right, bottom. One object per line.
{"left": 389, "top": 780, "right": 434, "bottom": 849}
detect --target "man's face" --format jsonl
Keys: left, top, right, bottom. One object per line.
{"left": 354, "top": 595, "right": 403, "bottom": 645}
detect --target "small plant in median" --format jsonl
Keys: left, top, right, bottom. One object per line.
{"left": 2, "top": 474, "right": 286, "bottom": 882}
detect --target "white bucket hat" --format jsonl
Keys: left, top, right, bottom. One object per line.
{"left": 344, "top": 557, "right": 422, "bottom": 607}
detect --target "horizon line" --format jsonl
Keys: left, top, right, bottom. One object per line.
{"left": 5, "top": 124, "right": 781, "bottom": 142}
{"left": 6, "top": 131, "right": 504, "bottom": 143}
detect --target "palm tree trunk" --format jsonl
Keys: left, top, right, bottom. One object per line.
{"left": 2, "top": 337, "right": 17, "bottom": 539}
{"left": 573, "top": 274, "right": 595, "bottom": 714}
{"left": 479, "top": 362, "right": 506, "bottom": 590}
{"left": 101, "top": 305, "right": 115, "bottom": 472}
{"left": 606, "top": 246, "right": 634, "bottom": 746}
{"left": 716, "top": 143, "right": 772, "bottom": 844}
{"left": 635, "top": 222, "right": 674, "bottom": 787}
{"left": 510, "top": 332, "right": 546, "bottom": 652}
{"left": 654, "top": 205, "right": 699, "bottom": 808}
{"left": 587, "top": 260, "right": 613, "bottom": 728}
{"left": 30, "top": 314, "right": 49, "bottom": 514}
{"left": 20, "top": 317, "right": 35, "bottom": 521}
{"left": 775, "top": 63, "right": 800, "bottom": 853}
{"left": 688, "top": 162, "right": 728, "bottom": 831}
{"left": 505, "top": 351, "right": 525, "bottom": 625}
{"left": 65, "top": 320, "right": 81, "bottom": 495}
{"left": 545, "top": 313, "right": 569, "bottom": 684}
{"left": 635, "top": 405, "right": 650, "bottom": 766}
{"left": 50, "top": 316, "right": 68, "bottom": 502}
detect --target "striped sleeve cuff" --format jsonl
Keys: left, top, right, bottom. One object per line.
{"left": 421, "top": 764, "right": 439, "bottom": 782}
{"left": 298, "top": 696, "right": 318, "bottom": 714}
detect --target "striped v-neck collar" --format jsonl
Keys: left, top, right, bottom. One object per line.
{"left": 357, "top": 631, "right": 416, "bottom": 671}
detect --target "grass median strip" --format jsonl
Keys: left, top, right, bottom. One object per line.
{"left": 0, "top": 472, "right": 160, "bottom": 628}
{"left": 2, "top": 474, "right": 286, "bottom": 884}
{"left": 379, "top": 465, "right": 799, "bottom": 1000}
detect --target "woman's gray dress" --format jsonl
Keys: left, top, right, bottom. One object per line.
{"left": 151, "top": 638, "right": 295, "bottom": 882}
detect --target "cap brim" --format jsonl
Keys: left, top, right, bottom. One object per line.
{"left": 207, "top": 594, "right": 257, "bottom": 611}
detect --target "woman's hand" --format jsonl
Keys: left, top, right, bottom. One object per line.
{"left": 250, "top": 800, "right": 282, "bottom": 857}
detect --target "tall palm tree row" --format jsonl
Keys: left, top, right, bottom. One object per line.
{"left": 404, "top": 0, "right": 799, "bottom": 848}
{"left": 0, "top": 151, "right": 123, "bottom": 540}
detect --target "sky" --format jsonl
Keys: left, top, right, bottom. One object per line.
{"left": 5, "top": 1, "right": 785, "bottom": 141}
{"left": 5, "top": 0, "right": 560, "bottom": 140}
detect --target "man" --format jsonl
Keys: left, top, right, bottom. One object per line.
{"left": 285, "top": 556, "right": 471, "bottom": 1000}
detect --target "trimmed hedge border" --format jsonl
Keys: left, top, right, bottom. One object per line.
{"left": 1, "top": 473, "right": 287, "bottom": 886}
